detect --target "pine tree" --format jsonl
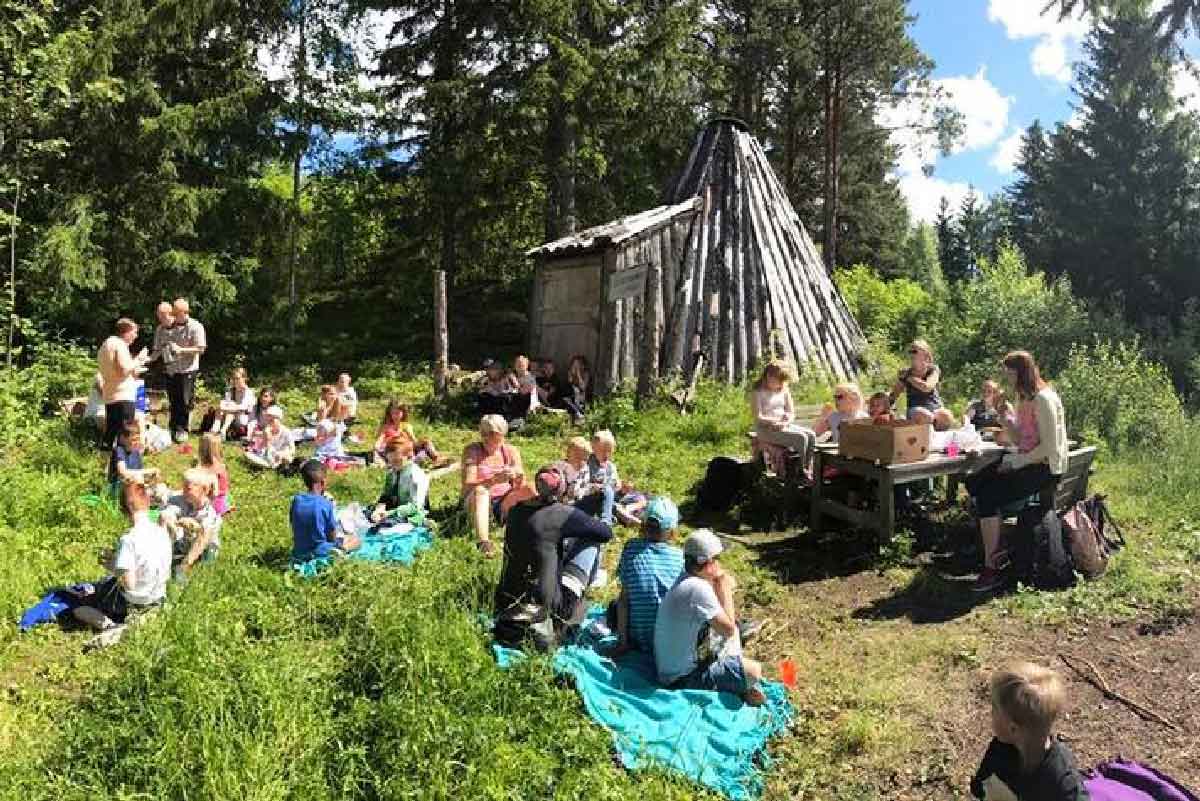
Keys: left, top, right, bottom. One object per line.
{"left": 1008, "top": 120, "right": 1054, "bottom": 271}
{"left": 899, "top": 222, "right": 945, "bottom": 294}
{"left": 955, "top": 189, "right": 985, "bottom": 281}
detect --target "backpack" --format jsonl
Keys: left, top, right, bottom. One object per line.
{"left": 1084, "top": 758, "right": 1198, "bottom": 801}
{"left": 1009, "top": 508, "right": 1076, "bottom": 590}
{"left": 1062, "top": 494, "right": 1125, "bottom": 579}
{"left": 697, "top": 456, "right": 755, "bottom": 512}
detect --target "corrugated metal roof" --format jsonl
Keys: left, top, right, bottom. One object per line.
{"left": 526, "top": 197, "right": 701, "bottom": 258}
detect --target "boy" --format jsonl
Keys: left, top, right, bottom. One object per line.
{"left": 107, "top": 421, "right": 158, "bottom": 489}
{"left": 291, "top": 460, "right": 362, "bottom": 561}
{"left": 654, "top": 530, "right": 766, "bottom": 706}
{"left": 608, "top": 496, "right": 684, "bottom": 658}
{"left": 161, "top": 467, "right": 222, "bottom": 576}
{"left": 369, "top": 436, "right": 430, "bottom": 523}
{"left": 580, "top": 429, "right": 645, "bottom": 526}
{"left": 564, "top": 436, "right": 591, "bottom": 503}
{"left": 335, "top": 373, "right": 358, "bottom": 424}
{"left": 72, "top": 481, "right": 172, "bottom": 632}
{"left": 971, "top": 662, "right": 1089, "bottom": 801}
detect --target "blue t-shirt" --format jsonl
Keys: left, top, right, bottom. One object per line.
{"left": 108, "top": 443, "right": 144, "bottom": 483}
{"left": 617, "top": 538, "right": 684, "bottom": 654}
{"left": 290, "top": 492, "right": 337, "bottom": 559}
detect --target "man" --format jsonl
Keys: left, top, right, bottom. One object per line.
{"left": 97, "top": 318, "right": 149, "bottom": 449}
{"left": 147, "top": 302, "right": 174, "bottom": 366}
{"left": 654, "top": 530, "right": 766, "bottom": 706}
{"left": 494, "top": 462, "right": 613, "bottom": 628}
{"left": 164, "top": 298, "right": 206, "bottom": 442}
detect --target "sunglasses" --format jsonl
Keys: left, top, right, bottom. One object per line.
{"left": 908, "top": 349, "right": 920, "bottom": 355}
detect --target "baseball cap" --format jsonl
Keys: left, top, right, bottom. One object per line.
{"left": 683, "top": 529, "right": 724, "bottom": 564}
{"left": 644, "top": 496, "right": 680, "bottom": 531}
{"left": 265, "top": 405, "right": 284, "bottom": 419}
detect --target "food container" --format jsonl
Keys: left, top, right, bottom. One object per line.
{"left": 838, "top": 419, "right": 931, "bottom": 465}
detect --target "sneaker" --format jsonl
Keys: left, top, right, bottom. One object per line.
{"left": 972, "top": 566, "right": 1006, "bottom": 594}
{"left": 173, "top": 430, "right": 188, "bottom": 444}
{"left": 738, "top": 618, "right": 764, "bottom": 644}
{"left": 508, "top": 417, "right": 526, "bottom": 432}
{"left": 589, "top": 568, "right": 609, "bottom": 589}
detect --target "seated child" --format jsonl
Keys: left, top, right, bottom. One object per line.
{"left": 72, "top": 481, "right": 172, "bottom": 631}
{"left": 248, "top": 387, "right": 278, "bottom": 440}
{"left": 813, "top": 382, "right": 868, "bottom": 443}
{"left": 578, "top": 429, "right": 647, "bottom": 526}
{"left": 564, "top": 436, "right": 592, "bottom": 503}
{"left": 198, "top": 433, "right": 231, "bottom": 516}
{"left": 314, "top": 418, "right": 346, "bottom": 459}
{"left": 246, "top": 405, "right": 294, "bottom": 470}
{"left": 201, "top": 367, "right": 255, "bottom": 440}
{"left": 301, "top": 384, "right": 338, "bottom": 427}
{"left": 750, "top": 359, "right": 816, "bottom": 475}
{"left": 290, "top": 460, "right": 361, "bottom": 561}
{"left": 477, "top": 358, "right": 518, "bottom": 418}
{"left": 335, "top": 372, "right": 358, "bottom": 425}
{"left": 161, "top": 467, "right": 222, "bottom": 576}
{"left": 373, "top": 399, "right": 441, "bottom": 466}
{"left": 108, "top": 421, "right": 157, "bottom": 491}
{"left": 369, "top": 437, "right": 430, "bottom": 523}
{"left": 563, "top": 355, "right": 590, "bottom": 426}
{"left": 537, "top": 358, "right": 571, "bottom": 411}
{"left": 965, "top": 379, "right": 1013, "bottom": 430}
{"left": 510, "top": 355, "right": 540, "bottom": 418}
{"left": 971, "top": 662, "right": 1089, "bottom": 801}
{"left": 608, "top": 497, "right": 684, "bottom": 657}
{"left": 867, "top": 391, "right": 895, "bottom": 424}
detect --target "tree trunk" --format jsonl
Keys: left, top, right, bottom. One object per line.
{"left": 433, "top": 269, "right": 449, "bottom": 398}
{"left": 6, "top": 180, "right": 18, "bottom": 370}
{"left": 545, "top": 53, "right": 577, "bottom": 241}
{"left": 288, "top": 1, "right": 308, "bottom": 345}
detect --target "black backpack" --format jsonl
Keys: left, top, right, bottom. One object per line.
{"left": 697, "top": 456, "right": 755, "bottom": 512}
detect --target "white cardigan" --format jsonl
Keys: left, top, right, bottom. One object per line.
{"left": 1003, "top": 386, "right": 1069, "bottom": 476}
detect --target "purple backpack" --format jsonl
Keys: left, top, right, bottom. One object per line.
{"left": 1084, "top": 759, "right": 1198, "bottom": 801}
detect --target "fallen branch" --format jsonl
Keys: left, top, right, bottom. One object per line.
{"left": 1059, "top": 652, "right": 1180, "bottom": 731}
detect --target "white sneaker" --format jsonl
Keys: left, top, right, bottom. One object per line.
{"left": 589, "top": 568, "right": 609, "bottom": 589}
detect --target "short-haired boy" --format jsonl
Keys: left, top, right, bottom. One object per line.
{"left": 607, "top": 497, "right": 684, "bottom": 658}
{"left": 369, "top": 436, "right": 430, "bottom": 524}
{"left": 579, "top": 429, "right": 646, "bottom": 526}
{"left": 291, "top": 460, "right": 361, "bottom": 561}
{"left": 564, "top": 436, "right": 591, "bottom": 502}
{"left": 971, "top": 662, "right": 1088, "bottom": 801}
{"left": 654, "top": 530, "right": 766, "bottom": 706}
{"left": 161, "top": 467, "right": 222, "bottom": 577}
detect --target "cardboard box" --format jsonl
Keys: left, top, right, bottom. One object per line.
{"left": 838, "top": 419, "right": 931, "bottom": 464}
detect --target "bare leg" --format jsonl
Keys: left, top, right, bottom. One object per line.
{"left": 339, "top": 532, "right": 362, "bottom": 552}
{"left": 909, "top": 407, "right": 935, "bottom": 425}
{"left": 469, "top": 486, "right": 491, "bottom": 544}
{"left": 742, "top": 657, "right": 766, "bottom": 706}
{"left": 933, "top": 408, "right": 957, "bottom": 431}
{"left": 184, "top": 530, "right": 212, "bottom": 569}
{"left": 980, "top": 515, "right": 1002, "bottom": 568}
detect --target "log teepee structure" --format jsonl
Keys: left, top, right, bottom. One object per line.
{"left": 527, "top": 118, "right": 864, "bottom": 395}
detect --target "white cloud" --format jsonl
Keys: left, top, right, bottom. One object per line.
{"left": 990, "top": 129, "right": 1024, "bottom": 174}
{"left": 880, "top": 67, "right": 1012, "bottom": 221}
{"left": 988, "top": 0, "right": 1089, "bottom": 84}
{"left": 1174, "top": 64, "right": 1200, "bottom": 115}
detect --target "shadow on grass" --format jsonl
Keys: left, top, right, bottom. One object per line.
{"left": 247, "top": 545, "right": 293, "bottom": 572}
{"left": 748, "top": 527, "right": 885, "bottom": 585}
{"left": 850, "top": 566, "right": 991, "bottom": 624}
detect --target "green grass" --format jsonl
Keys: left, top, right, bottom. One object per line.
{"left": 0, "top": 371, "right": 1196, "bottom": 801}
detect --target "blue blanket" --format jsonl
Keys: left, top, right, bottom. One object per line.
{"left": 291, "top": 523, "right": 434, "bottom": 578}
{"left": 19, "top": 581, "right": 101, "bottom": 631}
{"left": 494, "top": 608, "right": 792, "bottom": 800}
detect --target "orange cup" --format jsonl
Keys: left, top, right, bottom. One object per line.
{"left": 777, "top": 658, "right": 798, "bottom": 688}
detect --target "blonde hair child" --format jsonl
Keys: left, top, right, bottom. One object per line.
{"left": 813, "top": 382, "right": 867, "bottom": 443}
{"left": 198, "top": 432, "right": 230, "bottom": 516}
{"left": 751, "top": 359, "right": 818, "bottom": 477}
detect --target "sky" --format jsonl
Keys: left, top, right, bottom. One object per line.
{"left": 898, "top": 0, "right": 1200, "bottom": 223}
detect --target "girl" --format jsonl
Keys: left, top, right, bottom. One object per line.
{"left": 867, "top": 391, "right": 895, "bottom": 424}
{"left": 964, "top": 379, "right": 1013, "bottom": 430}
{"left": 564, "top": 355, "right": 591, "bottom": 425}
{"left": 373, "top": 400, "right": 440, "bottom": 466}
{"left": 198, "top": 433, "right": 231, "bottom": 517}
{"left": 965, "top": 351, "right": 1068, "bottom": 594}
{"left": 813, "top": 382, "right": 868, "bottom": 443}
{"left": 215, "top": 367, "right": 255, "bottom": 440}
{"left": 249, "top": 387, "right": 278, "bottom": 438}
{"left": 246, "top": 405, "right": 294, "bottom": 470}
{"left": 890, "top": 339, "right": 956, "bottom": 430}
{"left": 750, "top": 360, "right": 818, "bottom": 476}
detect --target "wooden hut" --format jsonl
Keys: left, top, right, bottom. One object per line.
{"left": 527, "top": 118, "right": 864, "bottom": 395}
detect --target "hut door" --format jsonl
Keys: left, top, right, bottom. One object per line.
{"left": 536, "top": 261, "right": 602, "bottom": 369}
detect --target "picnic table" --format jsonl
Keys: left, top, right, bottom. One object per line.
{"left": 810, "top": 442, "right": 1006, "bottom": 542}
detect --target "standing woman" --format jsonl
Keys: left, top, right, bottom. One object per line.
{"left": 97, "top": 318, "right": 149, "bottom": 449}
{"left": 967, "top": 351, "right": 1068, "bottom": 593}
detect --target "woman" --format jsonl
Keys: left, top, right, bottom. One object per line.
{"left": 563, "top": 355, "right": 591, "bottom": 425}
{"left": 97, "top": 318, "right": 149, "bottom": 449}
{"left": 461, "top": 415, "right": 529, "bottom": 558}
{"left": 966, "top": 351, "right": 1068, "bottom": 594}
{"left": 890, "top": 339, "right": 956, "bottom": 430}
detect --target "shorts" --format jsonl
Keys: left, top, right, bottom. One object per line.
{"left": 492, "top": 497, "right": 504, "bottom": 519}
{"left": 672, "top": 655, "right": 748, "bottom": 696}
{"left": 81, "top": 577, "right": 161, "bottom": 624}
{"left": 906, "top": 404, "right": 941, "bottom": 420}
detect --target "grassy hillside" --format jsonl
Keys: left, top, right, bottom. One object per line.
{"left": 0, "top": 373, "right": 1196, "bottom": 801}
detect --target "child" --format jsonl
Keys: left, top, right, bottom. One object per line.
{"left": 314, "top": 418, "right": 346, "bottom": 460}
{"left": 161, "top": 467, "right": 222, "bottom": 576}
{"left": 108, "top": 421, "right": 153, "bottom": 489}
{"left": 564, "top": 355, "right": 590, "bottom": 425}
{"left": 510, "top": 355, "right": 540, "bottom": 418}
{"left": 249, "top": 387, "right": 278, "bottom": 439}
{"left": 971, "top": 662, "right": 1088, "bottom": 801}
{"left": 891, "top": 339, "right": 956, "bottom": 430}
{"left": 373, "top": 399, "right": 441, "bottom": 466}
{"left": 580, "top": 429, "right": 645, "bottom": 526}
{"left": 72, "top": 481, "right": 172, "bottom": 632}
{"left": 477, "top": 359, "right": 518, "bottom": 418}
{"left": 608, "top": 496, "right": 685, "bottom": 658}
{"left": 813, "top": 382, "right": 868, "bottom": 443}
{"left": 246, "top": 405, "right": 295, "bottom": 470}
{"left": 369, "top": 437, "right": 431, "bottom": 523}
{"left": 335, "top": 373, "right": 358, "bottom": 424}
{"left": 750, "top": 359, "right": 818, "bottom": 475}
{"left": 302, "top": 385, "right": 338, "bottom": 427}
{"left": 198, "top": 433, "right": 231, "bottom": 517}
{"left": 290, "top": 460, "right": 361, "bottom": 562}
{"left": 564, "top": 436, "right": 592, "bottom": 503}
{"left": 867, "top": 391, "right": 895, "bottom": 423}
{"left": 537, "top": 358, "right": 570, "bottom": 410}
{"left": 213, "top": 367, "right": 255, "bottom": 440}
{"left": 965, "top": 379, "right": 1013, "bottom": 430}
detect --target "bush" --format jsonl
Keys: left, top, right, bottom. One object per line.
{"left": 1055, "top": 340, "right": 1183, "bottom": 452}
{"left": 835, "top": 264, "right": 934, "bottom": 352}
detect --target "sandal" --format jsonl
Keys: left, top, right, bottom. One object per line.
{"left": 477, "top": 540, "right": 497, "bottom": 558}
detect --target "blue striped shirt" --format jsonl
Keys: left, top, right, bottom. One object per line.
{"left": 617, "top": 539, "right": 684, "bottom": 653}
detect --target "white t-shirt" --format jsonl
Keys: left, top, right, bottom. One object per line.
{"left": 315, "top": 422, "right": 346, "bottom": 458}
{"left": 223, "top": 387, "right": 256, "bottom": 425}
{"left": 826, "top": 409, "right": 868, "bottom": 443}
{"left": 338, "top": 386, "right": 358, "bottom": 418}
{"left": 653, "top": 574, "right": 741, "bottom": 685}
{"left": 114, "top": 512, "right": 172, "bottom": 605}
{"left": 98, "top": 335, "right": 138, "bottom": 403}
{"left": 164, "top": 494, "right": 222, "bottom": 549}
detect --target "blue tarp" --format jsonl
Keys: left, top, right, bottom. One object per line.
{"left": 494, "top": 608, "right": 792, "bottom": 800}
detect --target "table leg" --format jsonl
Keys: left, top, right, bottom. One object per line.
{"left": 879, "top": 472, "right": 896, "bottom": 546}
{"left": 946, "top": 475, "right": 959, "bottom": 505}
{"left": 811, "top": 450, "right": 824, "bottom": 533}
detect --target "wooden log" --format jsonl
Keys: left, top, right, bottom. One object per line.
{"left": 716, "top": 143, "right": 733, "bottom": 382}
{"left": 658, "top": 224, "right": 672, "bottom": 377}
{"left": 433, "top": 269, "right": 449, "bottom": 398}
{"left": 664, "top": 208, "right": 703, "bottom": 375}
{"left": 700, "top": 156, "right": 723, "bottom": 377}
{"left": 638, "top": 232, "right": 663, "bottom": 400}
{"left": 728, "top": 136, "right": 747, "bottom": 382}
{"left": 597, "top": 248, "right": 621, "bottom": 395}
{"left": 684, "top": 181, "right": 715, "bottom": 369}
{"left": 741, "top": 172, "right": 764, "bottom": 370}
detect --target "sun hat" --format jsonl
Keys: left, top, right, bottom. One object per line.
{"left": 644, "top": 496, "right": 680, "bottom": 531}
{"left": 683, "top": 529, "right": 724, "bottom": 565}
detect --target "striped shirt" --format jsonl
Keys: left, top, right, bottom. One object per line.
{"left": 617, "top": 539, "right": 684, "bottom": 654}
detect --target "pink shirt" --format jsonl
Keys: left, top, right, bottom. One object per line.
{"left": 464, "top": 443, "right": 518, "bottom": 499}
{"left": 1017, "top": 401, "right": 1040, "bottom": 454}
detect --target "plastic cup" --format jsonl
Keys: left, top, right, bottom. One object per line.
{"left": 778, "top": 658, "right": 798, "bottom": 688}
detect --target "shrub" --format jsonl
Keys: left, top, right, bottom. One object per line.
{"left": 835, "top": 264, "right": 934, "bottom": 352}
{"left": 1055, "top": 340, "right": 1183, "bottom": 452}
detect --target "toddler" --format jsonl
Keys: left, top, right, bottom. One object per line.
{"left": 246, "top": 405, "right": 295, "bottom": 470}
{"left": 564, "top": 436, "right": 592, "bottom": 502}
{"left": 580, "top": 429, "right": 646, "bottom": 526}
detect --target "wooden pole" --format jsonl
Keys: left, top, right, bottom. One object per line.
{"left": 433, "top": 270, "right": 449, "bottom": 398}
{"left": 638, "top": 231, "right": 663, "bottom": 402}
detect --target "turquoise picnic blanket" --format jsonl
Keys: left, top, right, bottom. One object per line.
{"left": 493, "top": 608, "right": 793, "bottom": 800}
{"left": 290, "top": 504, "right": 434, "bottom": 578}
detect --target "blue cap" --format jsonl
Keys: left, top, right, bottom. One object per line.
{"left": 644, "top": 496, "right": 679, "bottom": 531}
